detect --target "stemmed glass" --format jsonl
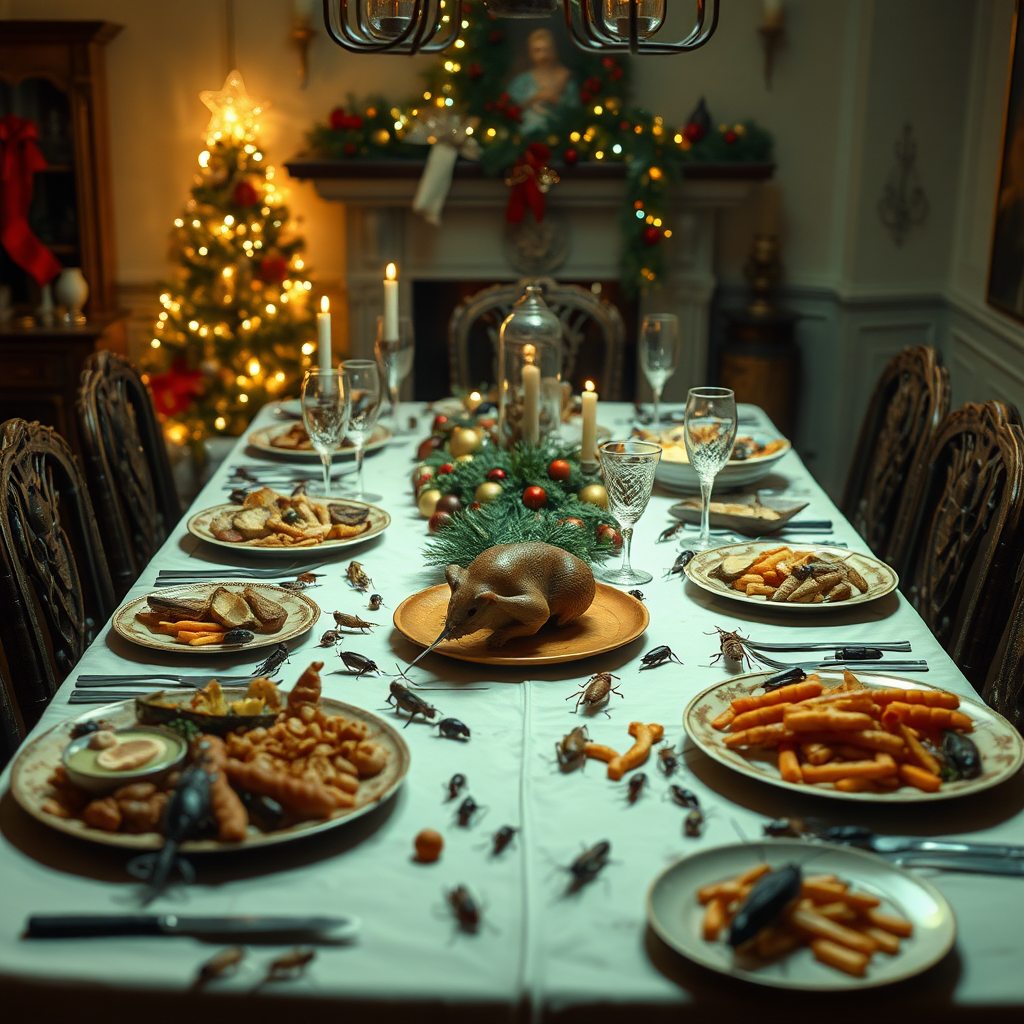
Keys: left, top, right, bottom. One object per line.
{"left": 342, "top": 358, "right": 384, "bottom": 502}
{"left": 301, "top": 368, "right": 351, "bottom": 497}
{"left": 375, "top": 315, "right": 415, "bottom": 431}
{"left": 639, "top": 313, "right": 680, "bottom": 426}
{"left": 683, "top": 387, "right": 738, "bottom": 551}
{"left": 597, "top": 439, "right": 662, "bottom": 585}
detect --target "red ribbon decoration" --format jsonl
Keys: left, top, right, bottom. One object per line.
{"left": 505, "top": 143, "right": 552, "bottom": 225}
{"left": 0, "top": 114, "right": 63, "bottom": 286}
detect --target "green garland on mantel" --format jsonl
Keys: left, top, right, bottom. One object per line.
{"left": 305, "top": 1, "right": 773, "bottom": 296}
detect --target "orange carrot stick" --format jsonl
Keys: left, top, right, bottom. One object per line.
{"left": 881, "top": 702, "right": 973, "bottom": 733}
{"left": 866, "top": 909, "right": 913, "bottom": 937}
{"left": 702, "top": 898, "right": 729, "bottom": 941}
{"left": 800, "top": 756, "right": 896, "bottom": 783}
{"left": 711, "top": 707, "right": 736, "bottom": 731}
{"left": 729, "top": 679, "right": 823, "bottom": 714}
{"left": 794, "top": 729, "right": 905, "bottom": 756}
{"left": 783, "top": 710, "right": 878, "bottom": 733}
{"left": 809, "top": 938, "right": 869, "bottom": 976}
{"left": 730, "top": 703, "right": 788, "bottom": 731}
{"left": 867, "top": 687, "right": 960, "bottom": 709}
{"left": 897, "top": 762, "right": 943, "bottom": 792}
{"left": 778, "top": 743, "right": 803, "bottom": 783}
{"left": 898, "top": 722, "right": 941, "bottom": 774}
{"left": 722, "top": 722, "right": 788, "bottom": 749}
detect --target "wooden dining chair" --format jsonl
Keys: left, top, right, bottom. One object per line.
{"left": 0, "top": 664, "right": 24, "bottom": 770}
{"left": 983, "top": 583, "right": 1024, "bottom": 733}
{"left": 448, "top": 277, "right": 626, "bottom": 399}
{"left": 77, "top": 351, "right": 181, "bottom": 597}
{"left": 0, "top": 419, "right": 115, "bottom": 730}
{"left": 887, "top": 401, "right": 1024, "bottom": 692}
{"left": 840, "top": 345, "right": 950, "bottom": 557}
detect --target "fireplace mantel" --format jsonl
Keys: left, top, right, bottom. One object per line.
{"left": 286, "top": 157, "right": 772, "bottom": 399}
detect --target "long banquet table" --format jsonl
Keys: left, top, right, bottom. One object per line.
{"left": 1, "top": 401, "right": 1022, "bottom": 1023}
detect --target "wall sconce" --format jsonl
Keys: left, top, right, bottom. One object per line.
{"left": 759, "top": 0, "right": 784, "bottom": 89}
{"left": 292, "top": 0, "right": 318, "bottom": 87}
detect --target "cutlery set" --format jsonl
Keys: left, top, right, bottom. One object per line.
{"left": 152, "top": 564, "right": 327, "bottom": 587}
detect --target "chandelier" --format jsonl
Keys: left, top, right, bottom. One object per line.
{"left": 323, "top": 1, "right": 719, "bottom": 56}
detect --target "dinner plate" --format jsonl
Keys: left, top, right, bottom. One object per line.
{"left": 646, "top": 840, "right": 956, "bottom": 990}
{"left": 392, "top": 582, "right": 648, "bottom": 665}
{"left": 684, "top": 542, "right": 898, "bottom": 610}
{"left": 112, "top": 582, "right": 320, "bottom": 653}
{"left": 248, "top": 423, "right": 392, "bottom": 461}
{"left": 9, "top": 694, "right": 410, "bottom": 852}
{"left": 683, "top": 670, "right": 1024, "bottom": 802}
{"left": 669, "top": 494, "right": 810, "bottom": 535}
{"left": 187, "top": 496, "right": 390, "bottom": 558}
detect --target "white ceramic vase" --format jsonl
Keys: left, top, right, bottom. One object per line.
{"left": 55, "top": 267, "right": 89, "bottom": 324}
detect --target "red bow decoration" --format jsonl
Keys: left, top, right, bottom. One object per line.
{"left": 149, "top": 360, "right": 204, "bottom": 418}
{"left": 0, "top": 115, "right": 62, "bottom": 286}
{"left": 505, "top": 143, "right": 559, "bottom": 225}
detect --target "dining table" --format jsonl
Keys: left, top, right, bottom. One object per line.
{"left": 0, "top": 400, "right": 1021, "bottom": 1024}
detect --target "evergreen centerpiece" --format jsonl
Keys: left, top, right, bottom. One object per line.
{"left": 142, "top": 71, "right": 316, "bottom": 451}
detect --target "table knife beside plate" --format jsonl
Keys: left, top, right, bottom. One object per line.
{"left": 26, "top": 914, "right": 360, "bottom": 941}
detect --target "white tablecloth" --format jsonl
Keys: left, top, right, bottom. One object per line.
{"left": 1, "top": 402, "right": 1022, "bottom": 1022}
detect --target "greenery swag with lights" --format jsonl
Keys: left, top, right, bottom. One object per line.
{"left": 307, "top": 1, "right": 772, "bottom": 296}
{"left": 142, "top": 71, "right": 317, "bottom": 449}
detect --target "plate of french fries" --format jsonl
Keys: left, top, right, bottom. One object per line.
{"left": 112, "top": 581, "right": 320, "bottom": 653}
{"left": 248, "top": 422, "right": 392, "bottom": 460}
{"left": 684, "top": 670, "right": 1024, "bottom": 802}
{"left": 646, "top": 840, "right": 955, "bottom": 989}
{"left": 684, "top": 542, "right": 898, "bottom": 609}
{"left": 187, "top": 488, "right": 390, "bottom": 557}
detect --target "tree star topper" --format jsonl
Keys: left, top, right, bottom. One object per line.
{"left": 200, "top": 69, "right": 264, "bottom": 144}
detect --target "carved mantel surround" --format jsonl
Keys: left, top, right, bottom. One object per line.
{"left": 286, "top": 160, "right": 772, "bottom": 399}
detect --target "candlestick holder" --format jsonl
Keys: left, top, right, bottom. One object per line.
{"left": 743, "top": 233, "right": 783, "bottom": 318}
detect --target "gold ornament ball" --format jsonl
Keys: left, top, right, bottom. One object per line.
{"left": 578, "top": 483, "right": 609, "bottom": 509}
{"left": 455, "top": 454, "right": 475, "bottom": 463}
{"left": 417, "top": 488, "right": 443, "bottom": 518}
{"left": 373, "top": 129, "right": 391, "bottom": 146}
{"left": 448, "top": 427, "right": 482, "bottom": 458}
{"left": 474, "top": 481, "right": 504, "bottom": 504}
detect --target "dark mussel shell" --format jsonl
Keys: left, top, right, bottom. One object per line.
{"left": 224, "top": 629, "right": 256, "bottom": 645}
{"left": 942, "top": 730, "right": 982, "bottom": 781}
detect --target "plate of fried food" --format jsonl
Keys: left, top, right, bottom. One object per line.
{"left": 684, "top": 542, "right": 898, "bottom": 609}
{"left": 188, "top": 487, "right": 390, "bottom": 556}
{"left": 647, "top": 840, "right": 955, "bottom": 989}
{"left": 248, "top": 422, "right": 392, "bottom": 460}
{"left": 113, "top": 582, "right": 320, "bottom": 653}
{"left": 683, "top": 669, "right": 1024, "bottom": 802}
{"left": 9, "top": 662, "right": 410, "bottom": 851}
{"left": 669, "top": 494, "right": 810, "bottom": 536}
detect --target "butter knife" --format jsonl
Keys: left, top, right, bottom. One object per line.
{"left": 888, "top": 855, "right": 1024, "bottom": 876}
{"left": 26, "top": 914, "right": 360, "bottom": 941}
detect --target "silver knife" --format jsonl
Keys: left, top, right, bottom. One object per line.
{"left": 26, "top": 914, "right": 360, "bottom": 941}
{"left": 867, "top": 837, "right": 1024, "bottom": 859}
{"left": 888, "top": 855, "right": 1024, "bottom": 876}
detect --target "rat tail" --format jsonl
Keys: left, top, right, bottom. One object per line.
{"left": 408, "top": 624, "right": 454, "bottom": 667}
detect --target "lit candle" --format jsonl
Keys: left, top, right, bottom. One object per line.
{"left": 317, "top": 296, "right": 332, "bottom": 372}
{"left": 383, "top": 262, "right": 399, "bottom": 342}
{"left": 465, "top": 390, "right": 482, "bottom": 413}
{"left": 522, "top": 363, "right": 541, "bottom": 445}
{"left": 581, "top": 380, "right": 598, "bottom": 463}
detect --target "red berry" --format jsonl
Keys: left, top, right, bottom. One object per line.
{"left": 470, "top": 502, "right": 482, "bottom": 510}
{"left": 468, "top": 63, "right": 482, "bottom": 79}
{"left": 724, "top": 129, "right": 738, "bottom": 144}
{"left": 683, "top": 122, "right": 704, "bottom": 143}
{"left": 428, "top": 511, "right": 452, "bottom": 533}
{"left": 557, "top": 517, "right": 585, "bottom": 529}
{"left": 329, "top": 108, "right": 347, "bottom": 130}
{"left": 417, "top": 436, "right": 443, "bottom": 461}
{"left": 564, "top": 148, "right": 578, "bottom": 164}
{"left": 486, "top": 468, "right": 507, "bottom": 482}
{"left": 232, "top": 180, "right": 259, "bottom": 207}
{"left": 643, "top": 226, "right": 662, "bottom": 246}
{"left": 619, "top": 120, "right": 631, "bottom": 132}
{"left": 597, "top": 524, "right": 623, "bottom": 549}
{"left": 348, "top": 114, "right": 364, "bottom": 130}
{"left": 548, "top": 459, "right": 571, "bottom": 481}
{"left": 432, "top": 414, "right": 449, "bottom": 431}
{"left": 580, "top": 90, "right": 592, "bottom": 104}
{"left": 601, "top": 57, "right": 617, "bottom": 69}
{"left": 489, "top": 30, "right": 503, "bottom": 43}
{"left": 437, "top": 463, "right": 455, "bottom": 475}
{"left": 522, "top": 486, "right": 547, "bottom": 510}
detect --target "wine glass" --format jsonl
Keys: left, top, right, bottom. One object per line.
{"left": 342, "top": 358, "right": 384, "bottom": 502}
{"left": 375, "top": 314, "right": 414, "bottom": 431}
{"left": 683, "top": 387, "right": 738, "bottom": 551}
{"left": 639, "top": 313, "right": 680, "bottom": 427}
{"left": 301, "top": 368, "right": 351, "bottom": 497}
{"left": 597, "top": 439, "right": 662, "bottom": 585}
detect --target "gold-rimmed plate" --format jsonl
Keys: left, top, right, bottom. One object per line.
{"left": 248, "top": 423, "right": 392, "bottom": 461}
{"left": 392, "top": 582, "right": 648, "bottom": 666}
{"left": 112, "top": 582, "right": 320, "bottom": 653}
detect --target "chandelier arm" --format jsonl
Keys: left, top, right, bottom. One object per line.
{"left": 323, "top": 0, "right": 458, "bottom": 55}
{"left": 563, "top": 0, "right": 720, "bottom": 55}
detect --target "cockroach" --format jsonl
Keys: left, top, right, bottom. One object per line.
{"left": 833, "top": 647, "right": 883, "bottom": 661}
{"left": 445, "top": 773, "right": 467, "bottom": 801}
{"left": 296, "top": 570, "right": 324, "bottom": 584}
{"left": 455, "top": 795, "right": 482, "bottom": 827}
{"left": 658, "top": 744, "right": 680, "bottom": 776}
{"left": 565, "top": 672, "right": 623, "bottom": 716}
{"left": 290, "top": 481, "right": 309, "bottom": 497}
{"left": 792, "top": 561, "right": 838, "bottom": 581}
{"left": 279, "top": 578, "right": 317, "bottom": 591}
{"left": 669, "top": 785, "right": 701, "bottom": 810}
{"left": 555, "top": 725, "right": 589, "bottom": 770}
{"left": 333, "top": 610, "right": 378, "bottom": 632}
{"left": 70, "top": 719, "right": 113, "bottom": 740}
{"left": 628, "top": 589, "right": 645, "bottom": 601}
{"left": 223, "top": 629, "right": 255, "bottom": 645}
{"left": 338, "top": 650, "right": 379, "bottom": 677}
{"left": 434, "top": 717, "right": 471, "bottom": 741}
{"left": 368, "top": 593, "right": 386, "bottom": 612}
{"left": 763, "top": 817, "right": 803, "bottom": 838}
{"left": 727, "top": 865, "right": 803, "bottom": 948}
{"left": 231, "top": 466, "right": 258, "bottom": 482}
{"left": 658, "top": 522, "right": 687, "bottom": 543}
{"left": 228, "top": 487, "right": 249, "bottom": 505}
{"left": 663, "top": 550, "right": 695, "bottom": 579}
{"left": 491, "top": 825, "right": 519, "bottom": 855}
{"left": 347, "top": 561, "right": 373, "bottom": 592}
{"left": 731, "top": 440, "right": 755, "bottom": 461}
{"left": 759, "top": 666, "right": 807, "bottom": 692}
{"left": 639, "top": 645, "right": 683, "bottom": 670}
{"left": 446, "top": 884, "right": 480, "bottom": 932}
{"left": 197, "top": 946, "right": 245, "bottom": 982}
{"left": 253, "top": 643, "right": 289, "bottom": 677}
{"left": 565, "top": 840, "right": 611, "bottom": 890}
{"left": 385, "top": 681, "right": 438, "bottom": 727}
{"left": 627, "top": 773, "right": 647, "bottom": 804}
{"left": 707, "top": 626, "right": 754, "bottom": 669}
{"left": 684, "top": 808, "right": 704, "bottom": 837}
{"left": 318, "top": 628, "right": 344, "bottom": 647}
{"left": 265, "top": 947, "right": 317, "bottom": 980}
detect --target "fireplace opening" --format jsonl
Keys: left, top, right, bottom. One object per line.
{"left": 411, "top": 279, "right": 638, "bottom": 402}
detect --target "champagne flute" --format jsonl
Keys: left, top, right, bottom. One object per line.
{"left": 301, "top": 368, "right": 351, "bottom": 497}
{"left": 639, "top": 313, "right": 680, "bottom": 426}
{"left": 597, "top": 439, "right": 662, "bottom": 586}
{"left": 342, "top": 358, "right": 384, "bottom": 502}
{"left": 375, "top": 314, "right": 414, "bottom": 431}
{"left": 683, "top": 387, "right": 737, "bottom": 551}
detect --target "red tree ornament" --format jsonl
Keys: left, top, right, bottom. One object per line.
{"left": 232, "top": 180, "right": 259, "bottom": 207}
{"left": 259, "top": 254, "right": 289, "bottom": 284}
{"left": 564, "top": 148, "right": 578, "bottom": 164}
{"left": 149, "top": 360, "right": 204, "bottom": 417}
{"left": 329, "top": 108, "right": 348, "bottom": 130}
{"left": 643, "top": 226, "right": 662, "bottom": 246}
{"left": 724, "top": 129, "right": 738, "bottom": 144}
{"left": 683, "top": 122, "right": 705, "bottom": 143}
{"left": 522, "top": 485, "right": 547, "bottom": 510}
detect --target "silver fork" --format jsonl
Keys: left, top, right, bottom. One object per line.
{"left": 156, "top": 563, "right": 326, "bottom": 581}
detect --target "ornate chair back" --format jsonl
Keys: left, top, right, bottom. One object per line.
{"left": 888, "top": 401, "right": 1024, "bottom": 691}
{"left": 0, "top": 664, "right": 24, "bottom": 770}
{"left": 77, "top": 351, "right": 181, "bottom": 597}
{"left": 0, "top": 419, "right": 115, "bottom": 729}
{"left": 448, "top": 277, "right": 626, "bottom": 399}
{"left": 984, "top": 583, "right": 1024, "bottom": 733}
{"left": 841, "top": 345, "right": 950, "bottom": 557}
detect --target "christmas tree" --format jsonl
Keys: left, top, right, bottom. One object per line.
{"left": 142, "top": 70, "right": 316, "bottom": 451}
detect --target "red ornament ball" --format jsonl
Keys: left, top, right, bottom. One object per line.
{"left": 585, "top": 76, "right": 601, "bottom": 93}
{"left": 232, "top": 180, "right": 259, "bottom": 207}
{"left": 601, "top": 56, "right": 618, "bottom": 70}
{"left": 417, "top": 435, "right": 443, "bottom": 461}
{"left": 522, "top": 486, "right": 547, "bottom": 510}
{"left": 468, "top": 63, "right": 483, "bottom": 79}
{"left": 548, "top": 459, "right": 571, "bottom": 481}
{"left": 724, "top": 129, "right": 738, "bottom": 144}
{"left": 579, "top": 90, "right": 592, "bottom": 104}
{"left": 431, "top": 414, "right": 450, "bottom": 432}
{"left": 642, "top": 226, "right": 663, "bottom": 247}
{"left": 564, "top": 148, "right": 578, "bottom": 165}
{"left": 437, "top": 463, "right": 455, "bottom": 475}
{"left": 486, "top": 468, "right": 507, "bottom": 482}
{"left": 435, "top": 494, "right": 463, "bottom": 515}
{"left": 619, "top": 120, "right": 631, "bottom": 131}
{"left": 489, "top": 30, "right": 504, "bottom": 43}
{"left": 344, "top": 143, "right": 357, "bottom": 156}
{"left": 329, "top": 107, "right": 348, "bottom": 130}
{"left": 557, "top": 517, "right": 585, "bottom": 529}
{"left": 428, "top": 511, "right": 453, "bottom": 534}
{"left": 683, "top": 122, "right": 705, "bottom": 143}
{"left": 258, "top": 255, "right": 289, "bottom": 284}
{"left": 597, "top": 524, "right": 623, "bottom": 549}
